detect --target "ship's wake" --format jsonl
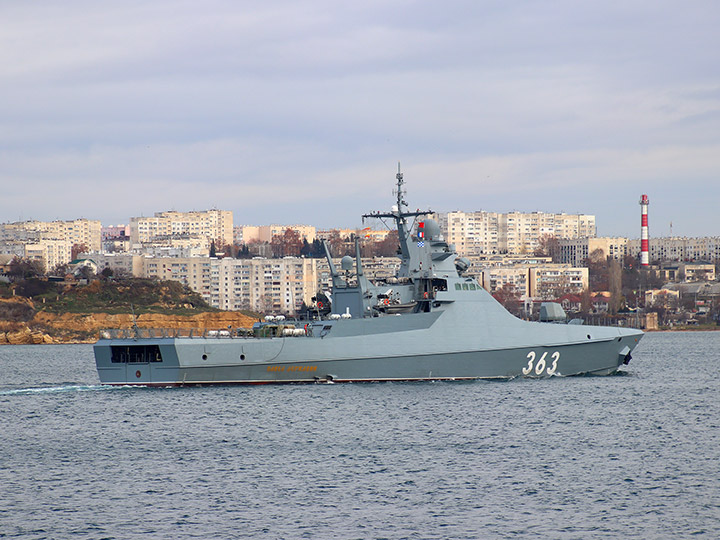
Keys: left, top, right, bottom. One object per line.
{"left": 0, "top": 384, "right": 136, "bottom": 396}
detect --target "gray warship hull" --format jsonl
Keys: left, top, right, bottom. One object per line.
{"left": 94, "top": 166, "right": 643, "bottom": 385}
{"left": 94, "top": 300, "right": 642, "bottom": 385}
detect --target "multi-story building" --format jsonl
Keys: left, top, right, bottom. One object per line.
{"left": 477, "top": 266, "right": 531, "bottom": 297}
{"left": 101, "top": 225, "right": 130, "bottom": 241}
{"left": 477, "top": 263, "right": 588, "bottom": 299}
{"left": 238, "top": 224, "right": 316, "bottom": 244}
{"left": 130, "top": 210, "right": 233, "bottom": 247}
{"left": 142, "top": 256, "right": 318, "bottom": 314}
{"left": 24, "top": 240, "right": 73, "bottom": 272}
{"left": 437, "top": 211, "right": 595, "bottom": 256}
{"left": 658, "top": 262, "right": 716, "bottom": 282}
{"left": 527, "top": 265, "right": 589, "bottom": 299}
{"left": 627, "top": 237, "right": 720, "bottom": 263}
{"left": 0, "top": 219, "right": 101, "bottom": 271}
{"left": 555, "top": 237, "right": 628, "bottom": 266}
{"left": 316, "top": 256, "right": 402, "bottom": 290}
{"left": 143, "top": 256, "right": 214, "bottom": 298}
{"left": 77, "top": 252, "right": 145, "bottom": 277}
{"left": 0, "top": 219, "right": 102, "bottom": 252}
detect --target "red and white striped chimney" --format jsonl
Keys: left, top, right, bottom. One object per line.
{"left": 639, "top": 194, "right": 650, "bottom": 267}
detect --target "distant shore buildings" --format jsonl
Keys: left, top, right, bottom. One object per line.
{"left": 3, "top": 202, "right": 720, "bottom": 318}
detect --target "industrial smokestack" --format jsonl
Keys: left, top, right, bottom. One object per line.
{"left": 639, "top": 194, "right": 650, "bottom": 267}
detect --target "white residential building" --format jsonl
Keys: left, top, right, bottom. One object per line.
{"left": 0, "top": 218, "right": 101, "bottom": 271}
{"left": 142, "top": 256, "right": 319, "bottom": 314}
{"left": 627, "top": 237, "right": 720, "bottom": 263}
{"left": 438, "top": 210, "right": 596, "bottom": 257}
{"left": 130, "top": 210, "right": 233, "bottom": 247}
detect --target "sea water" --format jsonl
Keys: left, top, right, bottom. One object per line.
{"left": 1, "top": 332, "right": 718, "bottom": 539}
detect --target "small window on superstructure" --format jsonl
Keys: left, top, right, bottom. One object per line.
{"left": 462, "top": 283, "right": 469, "bottom": 290}
{"left": 455, "top": 283, "right": 461, "bottom": 290}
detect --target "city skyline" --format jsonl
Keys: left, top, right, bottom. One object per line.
{"left": 2, "top": 2, "right": 719, "bottom": 238}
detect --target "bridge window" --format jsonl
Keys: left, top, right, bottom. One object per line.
{"left": 111, "top": 345, "right": 163, "bottom": 363}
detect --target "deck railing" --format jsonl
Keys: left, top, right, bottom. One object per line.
{"left": 98, "top": 328, "right": 257, "bottom": 340}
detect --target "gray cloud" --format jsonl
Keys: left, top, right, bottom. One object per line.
{"left": 1, "top": 1, "right": 719, "bottom": 238}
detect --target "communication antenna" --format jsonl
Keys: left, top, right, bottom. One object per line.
{"left": 392, "top": 162, "right": 408, "bottom": 209}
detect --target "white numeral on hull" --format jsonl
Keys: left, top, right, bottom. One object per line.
{"left": 522, "top": 351, "right": 559, "bottom": 376}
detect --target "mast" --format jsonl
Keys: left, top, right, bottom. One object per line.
{"left": 361, "top": 163, "right": 431, "bottom": 261}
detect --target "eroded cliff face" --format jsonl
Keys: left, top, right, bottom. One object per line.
{"left": 1, "top": 310, "right": 259, "bottom": 345}
{"left": 1, "top": 327, "right": 56, "bottom": 345}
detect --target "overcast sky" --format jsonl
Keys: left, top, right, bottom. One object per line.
{"left": 2, "top": 1, "right": 718, "bottom": 238}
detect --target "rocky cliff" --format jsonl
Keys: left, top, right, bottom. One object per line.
{"left": 1, "top": 304, "right": 259, "bottom": 345}
{"left": 1, "top": 279, "right": 260, "bottom": 345}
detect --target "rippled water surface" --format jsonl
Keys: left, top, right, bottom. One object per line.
{"left": 1, "top": 332, "right": 719, "bottom": 539}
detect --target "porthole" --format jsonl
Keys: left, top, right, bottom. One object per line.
{"left": 202, "top": 354, "right": 208, "bottom": 360}
{"left": 240, "top": 354, "right": 246, "bottom": 361}
{"left": 586, "top": 334, "right": 591, "bottom": 340}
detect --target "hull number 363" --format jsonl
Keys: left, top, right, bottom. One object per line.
{"left": 522, "top": 351, "right": 559, "bottom": 376}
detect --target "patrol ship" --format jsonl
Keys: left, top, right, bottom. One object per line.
{"left": 94, "top": 167, "right": 643, "bottom": 385}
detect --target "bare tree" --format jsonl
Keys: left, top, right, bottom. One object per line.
{"left": 608, "top": 258, "right": 623, "bottom": 314}
{"left": 8, "top": 257, "right": 44, "bottom": 281}
{"left": 71, "top": 243, "right": 89, "bottom": 260}
{"left": 493, "top": 283, "right": 522, "bottom": 315}
{"left": 534, "top": 234, "right": 559, "bottom": 259}
{"left": 271, "top": 228, "right": 303, "bottom": 257}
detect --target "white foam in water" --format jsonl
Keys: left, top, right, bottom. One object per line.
{"left": 0, "top": 384, "right": 133, "bottom": 396}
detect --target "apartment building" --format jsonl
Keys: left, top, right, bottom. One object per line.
{"left": 0, "top": 238, "right": 71, "bottom": 273}
{"left": 0, "top": 219, "right": 102, "bottom": 252}
{"left": 438, "top": 211, "right": 596, "bottom": 257}
{"left": 238, "top": 224, "right": 317, "bottom": 244}
{"left": 627, "top": 237, "right": 720, "bottom": 263}
{"left": 658, "top": 262, "right": 716, "bottom": 282}
{"left": 143, "top": 256, "right": 318, "bottom": 314}
{"left": 130, "top": 210, "right": 233, "bottom": 246}
{"left": 0, "top": 219, "right": 101, "bottom": 271}
{"left": 477, "top": 263, "right": 588, "bottom": 299}
{"left": 315, "top": 256, "right": 402, "bottom": 290}
{"left": 24, "top": 240, "right": 73, "bottom": 272}
{"left": 77, "top": 252, "right": 145, "bottom": 277}
{"left": 554, "top": 237, "right": 628, "bottom": 266}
